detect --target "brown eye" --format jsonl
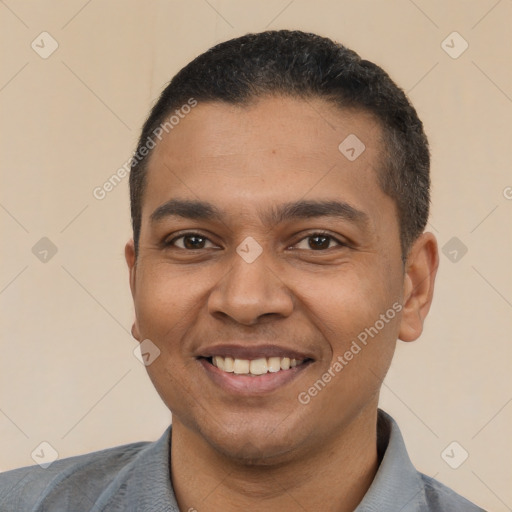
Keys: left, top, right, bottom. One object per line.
{"left": 308, "top": 235, "right": 331, "bottom": 250}
{"left": 294, "top": 233, "right": 342, "bottom": 251}
{"left": 167, "top": 233, "right": 216, "bottom": 250}
{"left": 183, "top": 235, "right": 206, "bottom": 249}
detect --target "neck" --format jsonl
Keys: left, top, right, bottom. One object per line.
{"left": 170, "top": 407, "right": 380, "bottom": 512}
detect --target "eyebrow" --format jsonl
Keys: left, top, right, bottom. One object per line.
{"left": 150, "top": 198, "right": 369, "bottom": 229}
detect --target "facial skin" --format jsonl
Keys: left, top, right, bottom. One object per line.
{"left": 125, "top": 96, "right": 438, "bottom": 511}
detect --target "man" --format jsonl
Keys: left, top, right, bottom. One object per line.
{"left": 0, "top": 30, "right": 485, "bottom": 511}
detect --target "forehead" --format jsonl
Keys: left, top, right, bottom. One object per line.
{"left": 149, "top": 96, "right": 383, "bottom": 166}
{"left": 142, "top": 96, "right": 393, "bottom": 229}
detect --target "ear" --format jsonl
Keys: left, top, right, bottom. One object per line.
{"left": 399, "top": 232, "right": 439, "bottom": 342}
{"left": 125, "top": 239, "right": 137, "bottom": 296}
{"left": 125, "top": 239, "right": 141, "bottom": 342}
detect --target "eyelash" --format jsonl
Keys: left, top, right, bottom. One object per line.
{"left": 164, "top": 231, "right": 347, "bottom": 251}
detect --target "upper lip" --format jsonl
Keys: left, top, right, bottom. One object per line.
{"left": 197, "top": 344, "right": 315, "bottom": 361}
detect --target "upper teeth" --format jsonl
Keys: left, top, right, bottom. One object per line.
{"left": 211, "top": 356, "right": 303, "bottom": 375}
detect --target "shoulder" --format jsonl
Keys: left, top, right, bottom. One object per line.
{"left": 0, "top": 440, "right": 153, "bottom": 511}
{"left": 364, "top": 410, "right": 487, "bottom": 512}
{"left": 419, "top": 472, "right": 487, "bottom": 511}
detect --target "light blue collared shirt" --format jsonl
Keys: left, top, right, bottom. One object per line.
{"left": 0, "top": 410, "right": 486, "bottom": 511}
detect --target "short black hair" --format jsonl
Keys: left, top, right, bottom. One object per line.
{"left": 129, "top": 30, "right": 430, "bottom": 260}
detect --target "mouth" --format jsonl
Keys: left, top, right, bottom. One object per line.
{"left": 197, "top": 349, "right": 314, "bottom": 394}
{"left": 205, "top": 355, "right": 310, "bottom": 376}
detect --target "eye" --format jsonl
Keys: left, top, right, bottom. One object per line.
{"left": 166, "top": 233, "right": 217, "bottom": 250}
{"left": 293, "top": 232, "right": 344, "bottom": 251}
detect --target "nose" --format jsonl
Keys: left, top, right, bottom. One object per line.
{"left": 207, "top": 247, "right": 294, "bottom": 326}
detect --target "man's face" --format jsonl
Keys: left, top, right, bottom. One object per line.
{"left": 127, "top": 96, "right": 410, "bottom": 462}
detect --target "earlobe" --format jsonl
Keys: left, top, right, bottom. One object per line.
{"left": 398, "top": 232, "right": 439, "bottom": 342}
{"left": 131, "top": 323, "right": 141, "bottom": 342}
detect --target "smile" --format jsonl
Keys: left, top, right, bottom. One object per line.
{"left": 198, "top": 353, "right": 313, "bottom": 394}
{"left": 209, "top": 355, "right": 306, "bottom": 376}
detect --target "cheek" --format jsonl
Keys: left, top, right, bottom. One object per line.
{"left": 134, "top": 263, "right": 207, "bottom": 338}
{"left": 300, "top": 263, "right": 402, "bottom": 382}
{"left": 133, "top": 267, "right": 205, "bottom": 409}
{"left": 301, "top": 261, "right": 400, "bottom": 334}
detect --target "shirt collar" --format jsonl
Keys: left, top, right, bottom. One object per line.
{"left": 354, "top": 409, "right": 426, "bottom": 511}
{"left": 94, "top": 425, "right": 179, "bottom": 511}
{"left": 113, "top": 409, "right": 424, "bottom": 511}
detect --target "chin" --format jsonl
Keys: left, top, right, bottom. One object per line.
{"left": 199, "top": 418, "right": 310, "bottom": 466}
{"left": 213, "top": 437, "right": 298, "bottom": 466}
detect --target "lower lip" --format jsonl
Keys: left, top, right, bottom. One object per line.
{"left": 199, "top": 358, "right": 312, "bottom": 394}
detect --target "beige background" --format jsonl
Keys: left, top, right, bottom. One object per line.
{"left": 1, "top": 1, "right": 511, "bottom": 510}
